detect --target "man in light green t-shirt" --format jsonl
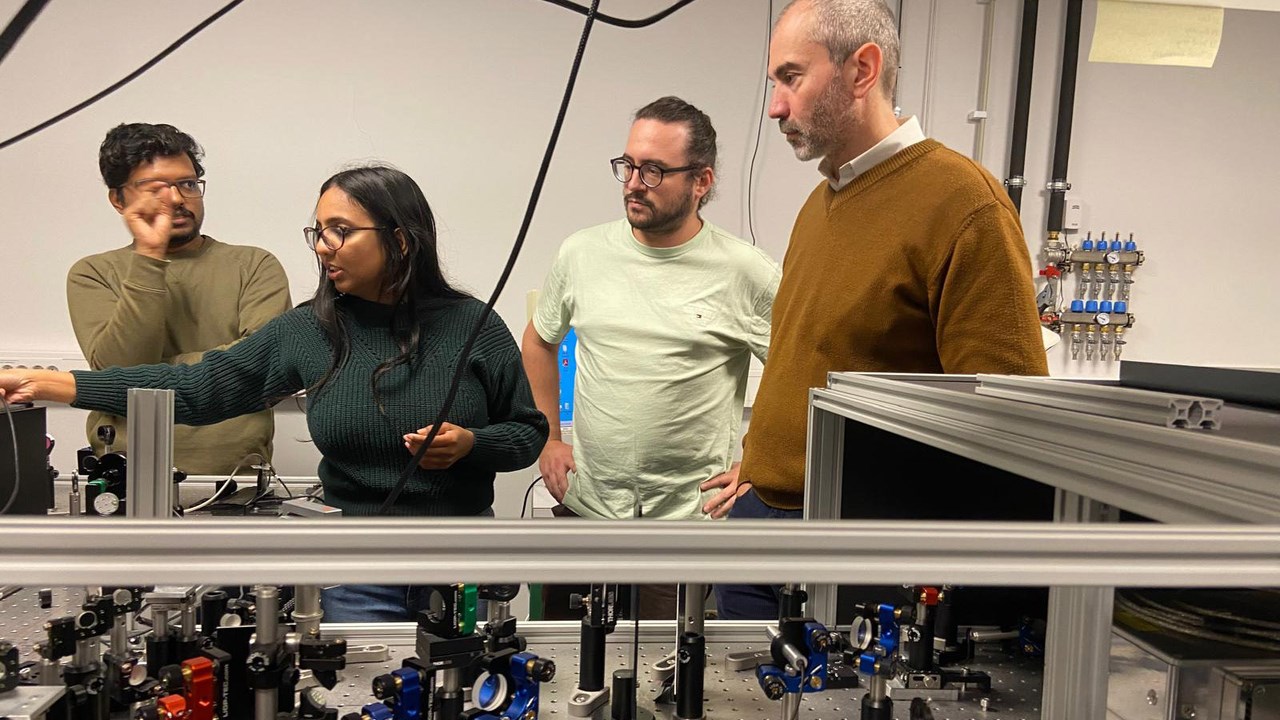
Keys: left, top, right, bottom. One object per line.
{"left": 523, "top": 97, "right": 780, "bottom": 526}
{"left": 524, "top": 97, "right": 779, "bottom": 619}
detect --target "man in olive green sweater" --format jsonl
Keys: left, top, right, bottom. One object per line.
{"left": 712, "top": 0, "right": 1049, "bottom": 619}
{"left": 67, "top": 123, "right": 290, "bottom": 475}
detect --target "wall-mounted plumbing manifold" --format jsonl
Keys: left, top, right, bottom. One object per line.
{"left": 1038, "top": 231, "right": 1146, "bottom": 361}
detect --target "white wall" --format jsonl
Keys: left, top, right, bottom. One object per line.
{"left": 2, "top": 0, "right": 1278, "bottom": 490}
{"left": 903, "top": 0, "right": 1280, "bottom": 377}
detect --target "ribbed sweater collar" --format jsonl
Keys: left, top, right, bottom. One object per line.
{"left": 824, "top": 139, "right": 943, "bottom": 211}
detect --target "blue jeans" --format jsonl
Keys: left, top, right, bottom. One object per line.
{"left": 322, "top": 508, "right": 494, "bottom": 623}
{"left": 321, "top": 584, "right": 435, "bottom": 622}
{"left": 713, "top": 488, "right": 803, "bottom": 620}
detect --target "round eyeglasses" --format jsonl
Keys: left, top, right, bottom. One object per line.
{"left": 303, "top": 225, "right": 387, "bottom": 252}
{"left": 610, "top": 157, "right": 701, "bottom": 188}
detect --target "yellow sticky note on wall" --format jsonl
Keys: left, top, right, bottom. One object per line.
{"left": 1090, "top": 0, "right": 1224, "bottom": 68}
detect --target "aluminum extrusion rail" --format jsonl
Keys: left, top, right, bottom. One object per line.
{"left": 974, "top": 374, "right": 1222, "bottom": 429}
{"left": 0, "top": 518, "right": 1276, "bottom": 586}
{"left": 817, "top": 373, "right": 1280, "bottom": 524}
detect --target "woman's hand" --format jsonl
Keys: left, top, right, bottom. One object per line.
{"left": 404, "top": 422, "right": 476, "bottom": 470}
{"left": 0, "top": 370, "right": 76, "bottom": 405}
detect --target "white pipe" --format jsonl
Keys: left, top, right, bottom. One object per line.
{"left": 973, "top": 0, "right": 998, "bottom": 162}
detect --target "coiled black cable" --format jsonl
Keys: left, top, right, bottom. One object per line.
{"left": 378, "top": 0, "right": 604, "bottom": 513}
{"left": 0, "top": 0, "right": 50, "bottom": 67}
{"left": 537, "top": 0, "right": 695, "bottom": 28}
{"left": 746, "top": 0, "right": 773, "bottom": 245}
{"left": 0, "top": 0, "right": 246, "bottom": 151}
{"left": 0, "top": 1, "right": 702, "bottom": 152}
{"left": 0, "top": 396, "right": 20, "bottom": 515}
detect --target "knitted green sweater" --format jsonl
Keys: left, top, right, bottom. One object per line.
{"left": 72, "top": 296, "right": 548, "bottom": 516}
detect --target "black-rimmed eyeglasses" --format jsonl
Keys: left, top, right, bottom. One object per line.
{"left": 610, "top": 157, "right": 701, "bottom": 188}
{"left": 119, "top": 179, "right": 207, "bottom": 199}
{"left": 303, "top": 225, "right": 386, "bottom": 252}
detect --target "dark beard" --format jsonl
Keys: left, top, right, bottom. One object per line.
{"left": 625, "top": 192, "right": 695, "bottom": 236}
{"left": 168, "top": 213, "right": 202, "bottom": 248}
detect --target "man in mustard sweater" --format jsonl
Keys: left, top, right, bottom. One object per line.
{"left": 713, "top": 0, "right": 1050, "bottom": 619}
{"left": 67, "top": 123, "right": 291, "bottom": 475}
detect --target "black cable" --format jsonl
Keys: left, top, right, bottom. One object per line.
{"left": 0, "top": 0, "right": 695, "bottom": 152}
{"left": 378, "top": 0, "right": 603, "bottom": 514}
{"left": 0, "top": 0, "right": 245, "bottom": 152}
{"left": 519, "top": 475, "right": 544, "bottom": 519}
{"left": 0, "top": 0, "right": 51, "bottom": 67}
{"left": 629, "top": 499, "right": 643, "bottom": 719}
{"left": 0, "top": 396, "right": 21, "bottom": 515}
{"left": 537, "top": 0, "right": 695, "bottom": 28}
{"left": 746, "top": 0, "right": 773, "bottom": 246}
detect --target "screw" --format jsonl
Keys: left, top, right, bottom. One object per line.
{"left": 809, "top": 676, "right": 822, "bottom": 689}
{"left": 1147, "top": 689, "right": 1158, "bottom": 705}
{"left": 980, "top": 697, "right": 989, "bottom": 711}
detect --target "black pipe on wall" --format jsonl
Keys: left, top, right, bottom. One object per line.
{"left": 1046, "top": 0, "right": 1084, "bottom": 234}
{"left": 1005, "top": 0, "right": 1039, "bottom": 212}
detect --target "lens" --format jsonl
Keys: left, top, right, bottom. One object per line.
{"left": 472, "top": 672, "right": 508, "bottom": 712}
{"left": 639, "top": 164, "right": 663, "bottom": 187}
{"left": 611, "top": 159, "right": 632, "bottom": 183}
{"left": 319, "top": 227, "right": 345, "bottom": 250}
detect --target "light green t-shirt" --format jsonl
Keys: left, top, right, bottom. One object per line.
{"left": 533, "top": 219, "right": 780, "bottom": 519}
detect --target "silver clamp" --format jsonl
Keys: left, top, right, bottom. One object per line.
{"left": 1004, "top": 175, "right": 1027, "bottom": 189}
{"left": 1046, "top": 180, "right": 1072, "bottom": 192}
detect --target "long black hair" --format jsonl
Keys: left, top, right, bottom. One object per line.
{"left": 306, "top": 165, "right": 470, "bottom": 409}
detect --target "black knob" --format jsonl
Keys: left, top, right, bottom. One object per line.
{"left": 65, "top": 684, "right": 89, "bottom": 706}
{"left": 762, "top": 675, "right": 786, "bottom": 700}
{"left": 157, "top": 665, "right": 184, "bottom": 692}
{"left": 98, "top": 426, "right": 116, "bottom": 446}
{"left": 372, "top": 673, "right": 396, "bottom": 698}
{"left": 531, "top": 658, "right": 556, "bottom": 682}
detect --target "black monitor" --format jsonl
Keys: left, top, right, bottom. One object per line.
{"left": 836, "top": 419, "right": 1056, "bottom": 627}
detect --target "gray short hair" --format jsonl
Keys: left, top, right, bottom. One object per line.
{"left": 782, "top": 0, "right": 900, "bottom": 99}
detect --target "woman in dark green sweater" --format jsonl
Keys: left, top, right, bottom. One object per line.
{"left": 1, "top": 165, "right": 548, "bottom": 620}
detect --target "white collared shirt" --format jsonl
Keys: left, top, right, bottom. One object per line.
{"left": 820, "top": 116, "right": 927, "bottom": 191}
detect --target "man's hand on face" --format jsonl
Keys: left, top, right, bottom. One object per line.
{"left": 124, "top": 186, "right": 179, "bottom": 260}
{"left": 538, "top": 439, "right": 576, "bottom": 503}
